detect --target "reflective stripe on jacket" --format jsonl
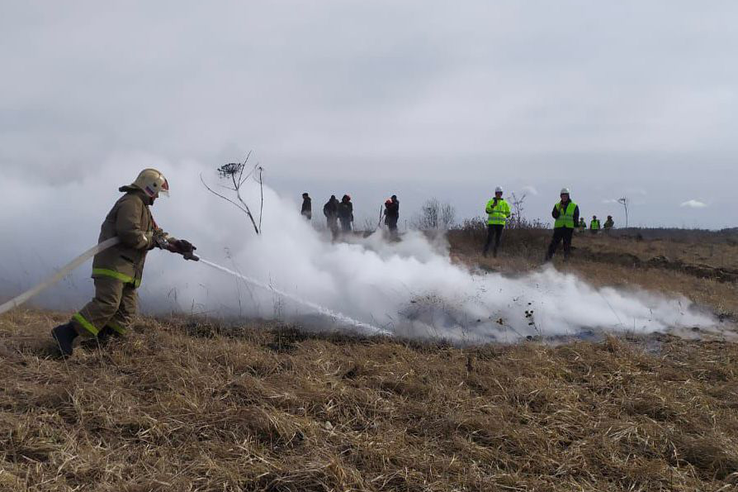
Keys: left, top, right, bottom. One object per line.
{"left": 91, "top": 187, "right": 155, "bottom": 287}
{"left": 554, "top": 201, "right": 578, "bottom": 229}
{"left": 486, "top": 198, "right": 511, "bottom": 226}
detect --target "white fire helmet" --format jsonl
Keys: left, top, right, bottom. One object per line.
{"left": 133, "top": 169, "right": 169, "bottom": 198}
{"left": 495, "top": 186, "right": 504, "bottom": 193}
{"left": 560, "top": 187, "right": 571, "bottom": 195}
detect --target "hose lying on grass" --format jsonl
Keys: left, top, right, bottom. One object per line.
{"left": 0, "top": 237, "right": 120, "bottom": 316}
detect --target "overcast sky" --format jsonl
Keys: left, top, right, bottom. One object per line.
{"left": 1, "top": 1, "right": 736, "bottom": 228}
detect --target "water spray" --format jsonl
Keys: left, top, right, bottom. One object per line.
{"left": 0, "top": 237, "right": 389, "bottom": 337}
{"left": 198, "top": 258, "right": 391, "bottom": 336}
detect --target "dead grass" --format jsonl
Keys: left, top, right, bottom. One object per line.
{"left": 2, "top": 229, "right": 738, "bottom": 491}
{"left": 575, "top": 234, "right": 738, "bottom": 270}
{"left": 2, "top": 309, "right": 738, "bottom": 491}
{"left": 448, "top": 227, "right": 738, "bottom": 319}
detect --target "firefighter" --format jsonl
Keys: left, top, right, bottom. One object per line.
{"left": 337, "top": 195, "right": 354, "bottom": 233}
{"left": 51, "top": 169, "right": 197, "bottom": 357}
{"left": 384, "top": 195, "right": 400, "bottom": 237}
{"left": 301, "top": 193, "right": 312, "bottom": 220}
{"left": 482, "top": 186, "right": 511, "bottom": 258}
{"left": 545, "top": 188, "right": 580, "bottom": 261}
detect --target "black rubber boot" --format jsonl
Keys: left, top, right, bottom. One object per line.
{"left": 51, "top": 323, "right": 78, "bottom": 358}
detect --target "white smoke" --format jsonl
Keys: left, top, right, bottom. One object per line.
{"left": 0, "top": 156, "right": 716, "bottom": 343}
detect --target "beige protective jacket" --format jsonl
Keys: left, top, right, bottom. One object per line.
{"left": 91, "top": 187, "right": 157, "bottom": 287}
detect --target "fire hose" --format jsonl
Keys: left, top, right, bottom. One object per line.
{"left": 0, "top": 238, "right": 387, "bottom": 336}
{"left": 0, "top": 236, "right": 198, "bottom": 316}
{"left": 0, "top": 237, "right": 121, "bottom": 316}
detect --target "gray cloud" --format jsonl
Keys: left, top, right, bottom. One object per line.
{"left": 0, "top": 0, "right": 736, "bottom": 228}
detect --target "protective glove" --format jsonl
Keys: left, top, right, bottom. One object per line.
{"left": 177, "top": 239, "right": 196, "bottom": 254}
{"left": 152, "top": 228, "right": 170, "bottom": 249}
{"left": 167, "top": 239, "right": 199, "bottom": 261}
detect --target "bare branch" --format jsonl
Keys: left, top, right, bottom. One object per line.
{"left": 200, "top": 174, "right": 249, "bottom": 214}
{"left": 200, "top": 172, "right": 260, "bottom": 235}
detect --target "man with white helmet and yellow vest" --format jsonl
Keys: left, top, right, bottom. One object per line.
{"left": 482, "top": 186, "right": 511, "bottom": 258}
{"left": 51, "top": 169, "right": 197, "bottom": 357}
{"left": 545, "top": 188, "right": 580, "bottom": 261}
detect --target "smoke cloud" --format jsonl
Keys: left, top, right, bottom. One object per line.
{"left": 0, "top": 157, "right": 716, "bottom": 343}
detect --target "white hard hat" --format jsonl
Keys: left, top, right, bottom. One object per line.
{"left": 495, "top": 186, "right": 503, "bottom": 193}
{"left": 133, "top": 169, "right": 169, "bottom": 198}
{"left": 560, "top": 187, "right": 571, "bottom": 195}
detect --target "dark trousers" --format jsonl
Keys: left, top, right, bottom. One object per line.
{"left": 327, "top": 216, "right": 339, "bottom": 239}
{"left": 483, "top": 224, "right": 504, "bottom": 257}
{"left": 386, "top": 216, "right": 398, "bottom": 236}
{"left": 546, "top": 227, "right": 574, "bottom": 260}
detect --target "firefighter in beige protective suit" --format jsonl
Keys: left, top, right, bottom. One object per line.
{"left": 51, "top": 169, "right": 197, "bottom": 357}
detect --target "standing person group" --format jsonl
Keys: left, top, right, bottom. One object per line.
{"left": 313, "top": 193, "right": 354, "bottom": 239}
{"left": 308, "top": 193, "right": 401, "bottom": 240}
{"left": 481, "top": 186, "right": 618, "bottom": 262}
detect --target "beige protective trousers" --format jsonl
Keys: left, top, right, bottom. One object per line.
{"left": 70, "top": 277, "right": 138, "bottom": 338}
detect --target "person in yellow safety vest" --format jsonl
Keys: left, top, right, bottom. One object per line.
{"left": 51, "top": 169, "right": 198, "bottom": 358}
{"left": 545, "top": 188, "right": 580, "bottom": 261}
{"left": 577, "top": 217, "right": 587, "bottom": 233}
{"left": 482, "top": 186, "right": 511, "bottom": 257}
{"left": 590, "top": 215, "right": 601, "bottom": 234}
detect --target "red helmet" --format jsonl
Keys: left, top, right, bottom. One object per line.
{"left": 385, "top": 199, "right": 392, "bottom": 205}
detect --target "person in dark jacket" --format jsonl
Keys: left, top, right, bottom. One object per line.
{"left": 323, "top": 195, "right": 339, "bottom": 238}
{"left": 337, "top": 195, "right": 354, "bottom": 233}
{"left": 384, "top": 195, "right": 400, "bottom": 237}
{"left": 545, "top": 188, "right": 580, "bottom": 261}
{"left": 301, "top": 193, "right": 312, "bottom": 220}
{"left": 604, "top": 215, "right": 614, "bottom": 233}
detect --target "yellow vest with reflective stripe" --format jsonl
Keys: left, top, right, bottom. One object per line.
{"left": 486, "top": 198, "right": 511, "bottom": 226}
{"left": 554, "top": 201, "right": 577, "bottom": 229}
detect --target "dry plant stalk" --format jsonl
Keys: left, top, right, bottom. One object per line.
{"left": 201, "top": 151, "right": 265, "bottom": 234}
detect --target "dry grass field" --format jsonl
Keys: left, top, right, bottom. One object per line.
{"left": 1, "top": 228, "right": 738, "bottom": 491}
{"left": 448, "top": 227, "right": 738, "bottom": 320}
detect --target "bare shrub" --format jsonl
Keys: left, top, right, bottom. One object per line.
{"left": 411, "top": 198, "right": 456, "bottom": 230}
